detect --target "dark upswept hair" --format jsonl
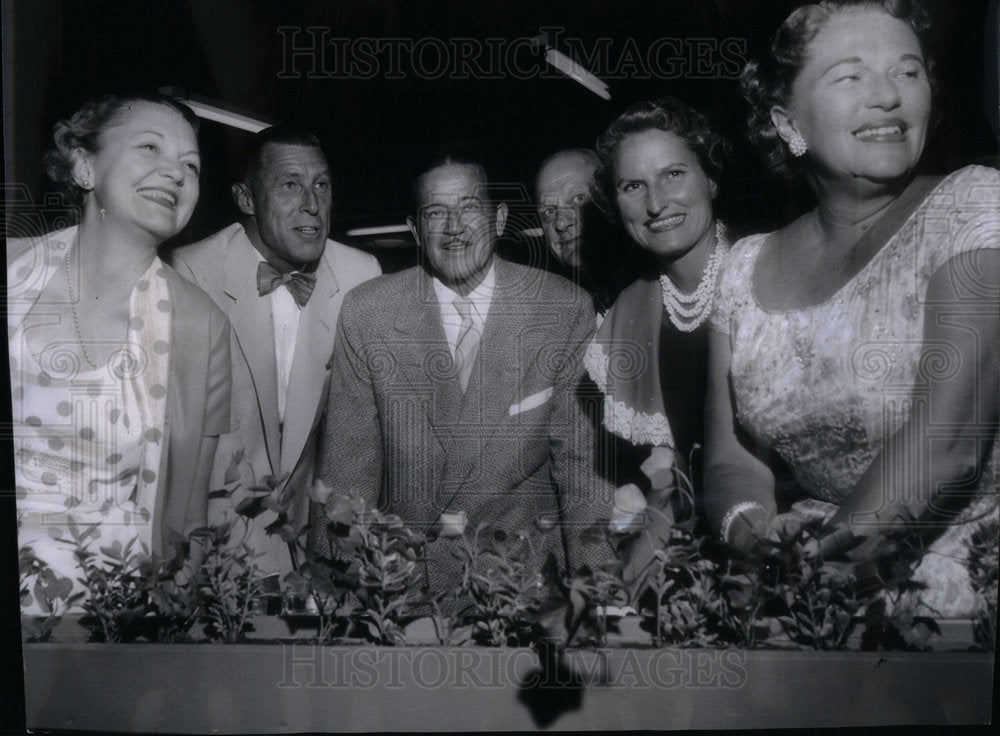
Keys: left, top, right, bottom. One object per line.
{"left": 592, "top": 96, "right": 734, "bottom": 223}
{"left": 741, "top": 0, "right": 936, "bottom": 178}
{"left": 44, "top": 92, "right": 200, "bottom": 208}
{"left": 237, "top": 125, "right": 326, "bottom": 192}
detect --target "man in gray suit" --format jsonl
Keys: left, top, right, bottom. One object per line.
{"left": 170, "top": 127, "right": 381, "bottom": 577}
{"left": 315, "top": 150, "right": 614, "bottom": 598}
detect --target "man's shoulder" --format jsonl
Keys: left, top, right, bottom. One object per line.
{"left": 497, "top": 259, "right": 593, "bottom": 309}
{"left": 168, "top": 223, "right": 245, "bottom": 282}
{"left": 322, "top": 239, "right": 382, "bottom": 282}
{"left": 336, "top": 268, "right": 423, "bottom": 336}
{"left": 155, "top": 261, "right": 230, "bottom": 350}
{"left": 344, "top": 266, "right": 420, "bottom": 306}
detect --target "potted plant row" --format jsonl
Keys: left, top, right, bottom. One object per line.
{"left": 20, "top": 475, "right": 999, "bottom": 731}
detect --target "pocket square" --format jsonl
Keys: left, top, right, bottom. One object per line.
{"left": 508, "top": 386, "right": 553, "bottom": 416}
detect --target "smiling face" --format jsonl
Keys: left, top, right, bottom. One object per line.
{"left": 612, "top": 128, "right": 717, "bottom": 264}
{"left": 535, "top": 152, "right": 599, "bottom": 268}
{"left": 240, "top": 143, "right": 332, "bottom": 270}
{"left": 81, "top": 101, "right": 200, "bottom": 244}
{"left": 779, "top": 8, "right": 931, "bottom": 185}
{"left": 408, "top": 163, "right": 507, "bottom": 295}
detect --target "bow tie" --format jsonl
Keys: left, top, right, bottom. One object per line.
{"left": 257, "top": 261, "right": 317, "bottom": 308}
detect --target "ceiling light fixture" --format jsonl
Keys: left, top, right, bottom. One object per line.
{"left": 346, "top": 224, "right": 412, "bottom": 237}
{"left": 532, "top": 35, "right": 611, "bottom": 101}
{"left": 159, "top": 87, "right": 273, "bottom": 133}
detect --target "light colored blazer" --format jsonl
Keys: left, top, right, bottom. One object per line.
{"left": 7, "top": 227, "right": 231, "bottom": 559}
{"left": 314, "top": 258, "right": 615, "bottom": 595}
{"left": 169, "top": 223, "right": 381, "bottom": 574}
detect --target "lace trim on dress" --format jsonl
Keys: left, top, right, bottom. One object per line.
{"left": 584, "top": 340, "right": 676, "bottom": 448}
{"left": 584, "top": 340, "right": 610, "bottom": 392}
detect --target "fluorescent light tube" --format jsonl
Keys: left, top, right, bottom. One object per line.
{"left": 346, "top": 224, "right": 412, "bottom": 237}
{"left": 543, "top": 49, "right": 611, "bottom": 100}
{"left": 160, "top": 87, "right": 272, "bottom": 133}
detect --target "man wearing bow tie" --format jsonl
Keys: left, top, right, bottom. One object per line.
{"left": 313, "top": 149, "right": 614, "bottom": 599}
{"left": 170, "top": 127, "right": 381, "bottom": 577}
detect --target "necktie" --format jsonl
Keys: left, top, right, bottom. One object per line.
{"left": 257, "top": 261, "right": 317, "bottom": 308}
{"left": 452, "top": 295, "right": 481, "bottom": 392}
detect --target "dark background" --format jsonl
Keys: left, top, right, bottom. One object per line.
{"left": 5, "top": 0, "right": 999, "bottom": 268}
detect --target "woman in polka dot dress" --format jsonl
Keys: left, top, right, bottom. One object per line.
{"left": 8, "top": 93, "right": 231, "bottom": 614}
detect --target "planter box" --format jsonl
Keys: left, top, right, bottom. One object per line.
{"left": 23, "top": 642, "right": 994, "bottom": 732}
{"left": 28, "top": 612, "right": 982, "bottom": 650}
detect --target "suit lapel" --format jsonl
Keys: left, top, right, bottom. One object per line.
{"left": 280, "top": 249, "right": 340, "bottom": 472}
{"left": 222, "top": 232, "right": 281, "bottom": 473}
{"left": 392, "top": 268, "right": 463, "bottom": 442}
{"left": 459, "top": 258, "right": 535, "bottom": 430}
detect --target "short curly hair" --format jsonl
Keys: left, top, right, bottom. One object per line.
{"left": 44, "top": 92, "right": 200, "bottom": 208}
{"left": 592, "top": 96, "right": 734, "bottom": 224}
{"left": 741, "top": 0, "right": 935, "bottom": 178}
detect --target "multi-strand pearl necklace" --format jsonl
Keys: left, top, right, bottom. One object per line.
{"left": 659, "top": 221, "right": 728, "bottom": 332}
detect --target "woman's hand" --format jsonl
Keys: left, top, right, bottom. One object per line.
{"left": 815, "top": 523, "right": 883, "bottom": 560}
{"left": 727, "top": 510, "right": 810, "bottom": 557}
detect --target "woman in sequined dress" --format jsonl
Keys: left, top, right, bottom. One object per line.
{"left": 704, "top": 0, "right": 999, "bottom": 616}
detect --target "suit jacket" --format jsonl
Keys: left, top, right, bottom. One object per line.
{"left": 169, "top": 223, "right": 381, "bottom": 575}
{"left": 314, "top": 258, "right": 615, "bottom": 597}
{"left": 7, "top": 227, "right": 231, "bottom": 560}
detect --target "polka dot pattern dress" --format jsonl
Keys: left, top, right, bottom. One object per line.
{"left": 11, "top": 242, "right": 172, "bottom": 615}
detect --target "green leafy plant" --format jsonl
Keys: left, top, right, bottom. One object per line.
{"left": 68, "top": 519, "right": 203, "bottom": 643}
{"left": 964, "top": 517, "right": 998, "bottom": 651}
{"left": 324, "top": 494, "right": 426, "bottom": 645}
{"left": 755, "top": 523, "right": 863, "bottom": 650}
{"left": 449, "top": 523, "right": 549, "bottom": 647}
{"left": 282, "top": 552, "right": 360, "bottom": 643}
{"left": 19, "top": 546, "right": 82, "bottom": 641}
{"left": 623, "top": 511, "right": 946, "bottom": 651}
{"left": 69, "top": 520, "right": 157, "bottom": 643}
{"left": 604, "top": 452, "right": 751, "bottom": 648}
{"left": 564, "top": 560, "right": 629, "bottom": 647}
{"left": 228, "top": 470, "right": 355, "bottom": 641}
{"left": 712, "top": 562, "right": 768, "bottom": 648}
{"left": 191, "top": 523, "right": 264, "bottom": 643}
{"left": 228, "top": 471, "right": 302, "bottom": 555}
{"left": 639, "top": 525, "right": 729, "bottom": 647}
{"left": 727, "top": 519, "right": 941, "bottom": 652}
{"left": 144, "top": 538, "right": 201, "bottom": 644}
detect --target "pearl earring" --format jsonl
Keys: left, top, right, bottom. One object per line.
{"left": 788, "top": 132, "right": 808, "bottom": 158}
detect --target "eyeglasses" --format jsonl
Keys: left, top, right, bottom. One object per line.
{"left": 420, "top": 199, "right": 489, "bottom": 229}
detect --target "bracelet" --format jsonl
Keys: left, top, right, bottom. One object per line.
{"left": 720, "top": 501, "right": 767, "bottom": 545}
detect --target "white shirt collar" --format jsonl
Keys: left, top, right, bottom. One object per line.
{"left": 432, "top": 261, "right": 496, "bottom": 324}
